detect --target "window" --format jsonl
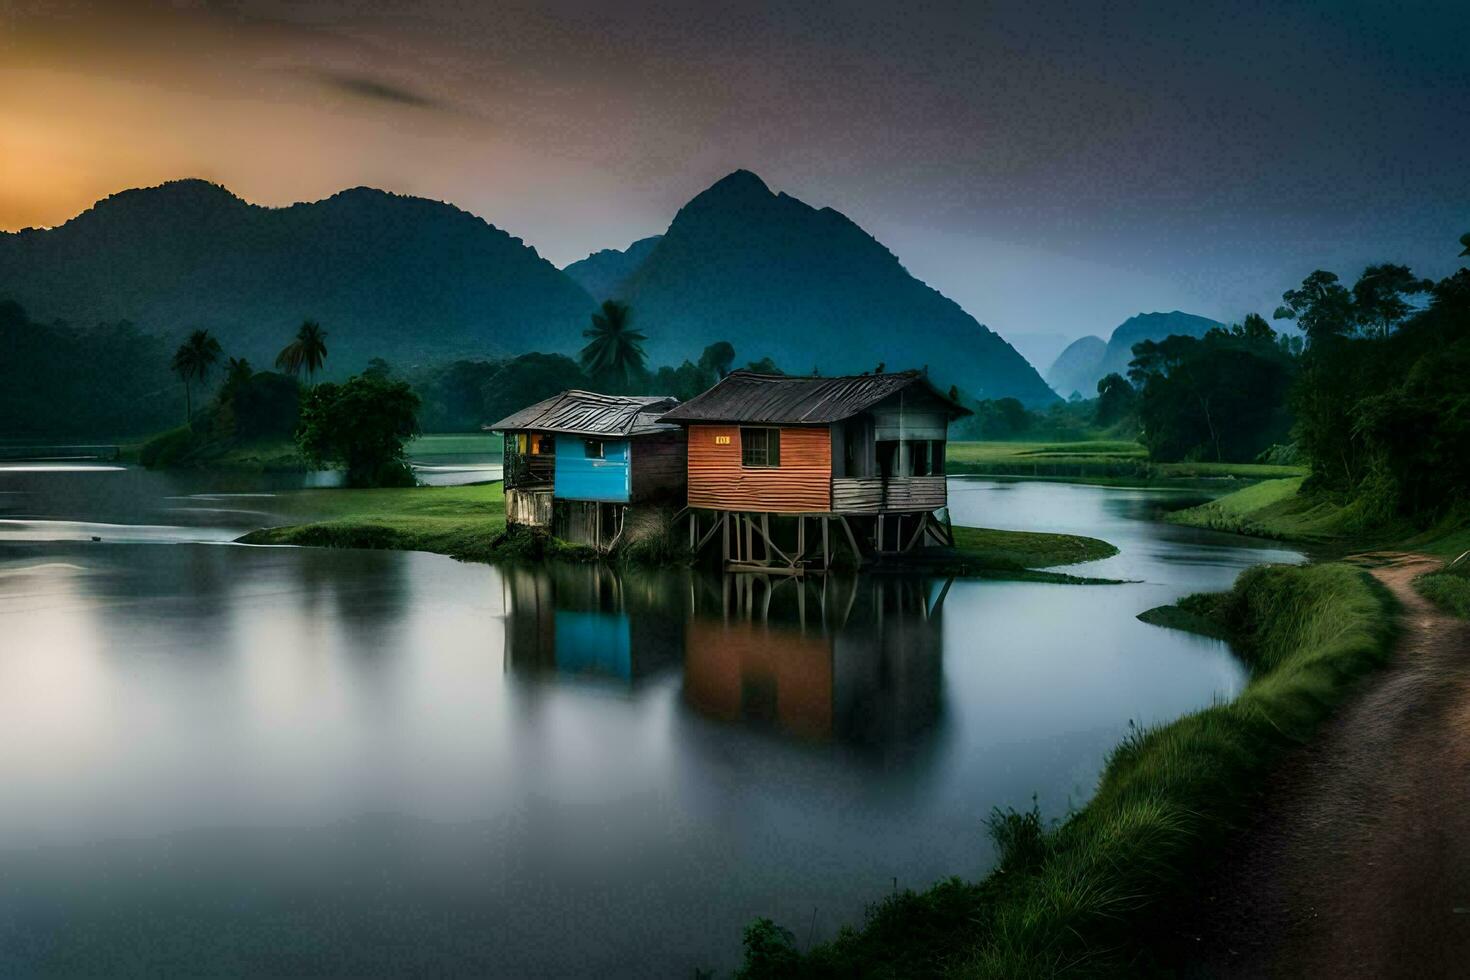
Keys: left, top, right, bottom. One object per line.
{"left": 534, "top": 434, "right": 555, "bottom": 455}
{"left": 912, "top": 440, "right": 932, "bottom": 476}
{"left": 740, "top": 427, "right": 780, "bottom": 467}
{"left": 584, "top": 439, "right": 604, "bottom": 459}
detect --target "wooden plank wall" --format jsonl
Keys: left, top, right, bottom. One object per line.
{"left": 831, "top": 476, "right": 947, "bottom": 513}
{"left": 687, "top": 424, "right": 832, "bottom": 513}
{"left": 505, "top": 487, "right": 553, "bottom": 526}
{"left": 630, "top": 433, "right": 688, "bottom": 503}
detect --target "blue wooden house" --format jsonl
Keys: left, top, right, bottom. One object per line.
{"left": 489, "top": 391, "right": 687, "bottom": 550}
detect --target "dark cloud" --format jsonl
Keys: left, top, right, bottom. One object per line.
{"left": 306, "top": 69, "right": 442, "bottom": 110}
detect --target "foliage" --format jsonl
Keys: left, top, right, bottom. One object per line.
{"left": 275, "top": 319, "right": 329, "bottom": 382}
{"left": 579, "top": 300, "right": 648, "bottom": 389}
{"left": 698, "top": 340, "right": 737, "bottom": 378}
{"left": 0, "top": 299, "right": 183, "bottom": 438}
{"left": 481, "top": 353, "right": 591, "bottom": 426}
{"left": 1092, "top": 372, "right": 1137, "bottom": 428}
{"left": 743, "top": 563, "right": 1394, "bottom": 977}
{"left": 295, "top": 374, "right": 421, "bottom": 487}
{"left": 171, "top": 328, "right": 223, "bottom": 420}
{"left": 1284, "top": 246, "right": 1470, "bottom": 522}
{"left": 1128, "top": 316, "right": 1297, "bottom": 462}
{"left": 213, "top": 362, "right": 302, "bottom": 442}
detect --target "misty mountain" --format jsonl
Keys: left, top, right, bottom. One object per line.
{"left": 1046, "top": 311, "right": 1223, "bottom": 397}
{"left": 0, "top": 180, "right": 597, "bottom": 372}
{"left": 614, "top": 171, "right": 1057, "bottom": 405}
{"left": 563, "top": 236, "right": 662, "bottom": 301}
{"left": 1046, "top": 336, "right": 1107, "bottom": 398}
{"left": 1006, "top": 331, "right": 1074, "bottom": 376}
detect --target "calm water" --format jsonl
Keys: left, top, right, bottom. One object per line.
{"left": 0, "top": 465, "right": 1299, "bottom": 976}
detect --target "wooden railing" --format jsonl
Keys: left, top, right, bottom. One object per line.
{"left": 831, "top": 476, "right": 946, "bottom": 514}
{"left": 503, "top": 451, "right": 555, "bottom": 489}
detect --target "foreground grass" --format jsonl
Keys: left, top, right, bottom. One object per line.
{"left": 946, "top": 441, "right": 1304, "bottom": 485}
{"left": 738, "top": 562, "right": 1395, "bottom": 978}
{"left": 1414, "top": 552, "right": 1470, "bottom": 618}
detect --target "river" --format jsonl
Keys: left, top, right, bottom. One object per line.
{"left": 0, "top": 462, "right": 1300, "bottom": 976}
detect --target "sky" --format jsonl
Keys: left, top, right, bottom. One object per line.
{"left": 3, "top": 0, "right": 1467, "bottom": 354}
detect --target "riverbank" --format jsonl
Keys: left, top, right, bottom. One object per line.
{"left": 946, "top": 440, "right": 1304, "bottom": 485}
{"left": 737, "top": 560, "right": 1396, "bottom": 978}
{"left": 1173, "top": 554, "right": 1470, "bottom": 977}
{"left": 236, "top": 480, "right": 1119, "bottom": 577}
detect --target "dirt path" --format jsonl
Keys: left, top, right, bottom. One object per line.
{"left": 1177, "top": 553, "right": 1470, "bottom": 979}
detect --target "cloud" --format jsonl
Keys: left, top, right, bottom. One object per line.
{"left": 307, "top": 69, "right": 443, "bottom": 111}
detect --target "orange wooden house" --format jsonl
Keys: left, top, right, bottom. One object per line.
{"left": 658, "top": 370, "right": 970, "bottom": 571}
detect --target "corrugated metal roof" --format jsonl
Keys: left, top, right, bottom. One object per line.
{"left": 658, "top": 371, "right": 971, "bottom": 424}
{"left": 487, "top": 390, "right": 682, "bottom": 438}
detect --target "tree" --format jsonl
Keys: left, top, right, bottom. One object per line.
{"left": 275, "top": 319, "right": 329, "bottom": 383}
{"left": 296, "top": 374, "right": 420, "bottom": 487}
{"left": 1275, "top": 270, "right": 1354, "bottom": 343}
{"left": 579, "top": 300, "right": 647, "bottom": 389}
{"left": 1129, "top": 325, "right": 1295, "bottom": 463}
{"left": 482, "top": 353, "right": 590, "bottom": 426}
{"left": 171, "top": 329, "right": 222, "bottom": 421}
{"left": 1351, "top": 263, "right": 1432, "bottom": 338}
{"left": 1094, "top": 372, "right": 1137, "bottom": 427}
{"left": 364, "top": 357, "right": 393, "bottom": 379}
{"left": 698, "top": 341, "right": 736, "bottom": 379}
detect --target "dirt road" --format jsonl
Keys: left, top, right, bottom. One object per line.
{"left": 1178, "top": 553, "right": 1470, "bottom": 979}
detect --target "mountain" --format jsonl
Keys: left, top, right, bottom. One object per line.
{"left": 614, "top": 171, "right": 1058, "bottom": 405}
{"left": 563, "top": 235, "right": 662, "bottom": 301}
{"left": 1045, "top": 311, "right": 1223, "bottom": 397}
{"left": 1046, "top": 336, "right": 1107, "bottom": 398}
{"left": 1006, "top": 331, "right": 1074, "bottom": 376}
{"left": 0, "top": 180, "right": 596, "bottom": 372}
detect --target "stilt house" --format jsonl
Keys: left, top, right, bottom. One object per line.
{"left": 657, "top": 370, "right": 971, "bottom": 571}
{"left": 490, "top": 391, "right": 686, "bottom": 551}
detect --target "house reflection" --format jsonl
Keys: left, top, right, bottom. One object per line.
{"left": 500, "top": 564, "right": 950, "bottom": 746}
{"left": 683, "top": 574, "right": 950, "bottom": 745}
{"left": 500, "top": 564, "right": 687, "bottom": 684}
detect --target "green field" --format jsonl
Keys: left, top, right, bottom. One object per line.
{"left": 945, "top": 440, "right": 1304, "bottom": 484}
{"left": 405, "top": 432, "right": 503, "bottom": 457}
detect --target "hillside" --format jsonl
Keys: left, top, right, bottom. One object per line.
{"left": 1046, "top": 312, "right": 1222, "bottom": 396}
{"left": 615, "top": 171, "right": 1058, "bottom": 406}
{"left": 0, "top": 180, "right": 597, "bottom": 372}
{"left": 1046, "top": 335, "right": 1106, "bottom": 398}
{"left": 563, "top": 236, "right": 662, "bottom": 301}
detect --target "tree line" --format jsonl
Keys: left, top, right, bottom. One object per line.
{"left": 1114, "top": 233, "right": 1469, "bottom": 524}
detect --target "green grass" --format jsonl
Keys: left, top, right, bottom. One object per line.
{"left": 737, "top": 561, "right": 1396, "bottom": 978}
{"left": 1415, "top": 574, "right": 1470, "bottom": 618}
{"left": 950, "top": 526, "right": 1118, "bottom": 568}
{"left": 1164, "top": 476, "right": 1353, "bottom": 542}
{"left": 237, "top": 482, "right": 512, "bottom": 562}
{"left": 405, "top": 432, "right": 503, "bottom": 457}
{"left": 945, "top": 441, "right": 1304, "bottom": 486}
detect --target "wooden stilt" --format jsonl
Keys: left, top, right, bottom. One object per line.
{"left": 822, "top": 517, "right": 830, "bottom": 570}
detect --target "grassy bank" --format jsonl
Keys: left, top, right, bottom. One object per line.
{"left": 1168, "top": 478, "right": 1470, "bottom": 558}
{"left": 136, "top": 426, "right": 305, "bottom": 471}
{"left": 738, "top": 561, "right": 1395, "bottom": 978}
{"left": 238, "top": 482, "right": 513, "bottom": 561}
{"left": 946, "top": 440, "right": 1304, "bottom": 485}
{"left": 239, "top": 481, "right": 1117, "bottom": 578}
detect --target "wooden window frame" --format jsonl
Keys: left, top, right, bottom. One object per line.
{"left": 740, "top": 427, "right": 781, "bottom": 468}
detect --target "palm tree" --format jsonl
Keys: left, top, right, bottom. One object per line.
{"left": 276, "top": 319, "right": 329, "bottom": 384}
{"left": 579, "top": 301, "right": 647, "bottom": 389}
{"left": 171, "top": 329, "right": 223, "bottom": 421}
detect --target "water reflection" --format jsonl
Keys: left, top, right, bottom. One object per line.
{"left": 503, "top": 565, "right": 950, "bottom": 747}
